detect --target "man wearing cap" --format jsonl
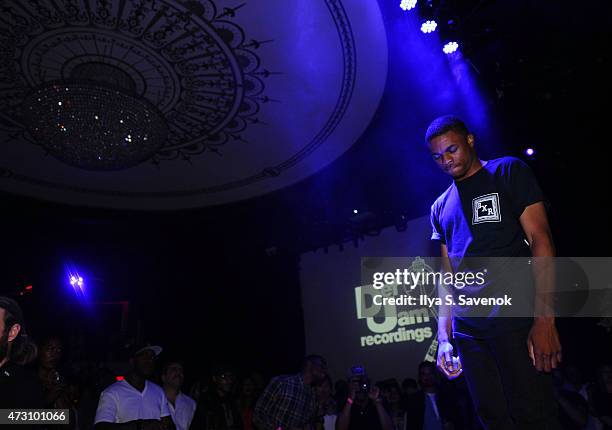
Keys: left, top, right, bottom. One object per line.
{"left": 94, "top": 345, "right": 175, "bottom": 430}
{"left": 0, "top": 296, "right": 44, "bottom": 411}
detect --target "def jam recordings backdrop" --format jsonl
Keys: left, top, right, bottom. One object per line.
{"left": 299, "top": 215, "right": 438, "bottom": 382}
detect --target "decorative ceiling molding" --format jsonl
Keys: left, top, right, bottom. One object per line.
{"left": 0, "top": 0, "right": 388, "bottom": 208}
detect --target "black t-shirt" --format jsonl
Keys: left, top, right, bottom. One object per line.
{"left": 430, "top": 157, "right": 548, "bottom": 337}
{"left": 347, "top": 400, "right": 386, "bottom": 430}
{"left": 0, "top": 362, "right": 45, "bottom": 429}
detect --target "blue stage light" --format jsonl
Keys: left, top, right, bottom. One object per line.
{"left": 69, "top": 274, "right": 84, "bottom": 289}
{"left": 420, "top": 20, "right": 437, "bottom": 34}
{"left": 443, "top": 41, "right": 459, "bottom": 54}
{"left": 525, "top": 148, "right": 535, "bottom": 156}
{"left": 400, "top": 0, "right": 417, "bottom": 11}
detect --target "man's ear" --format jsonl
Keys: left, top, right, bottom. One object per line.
{"left": 8, "top": 323, "right": 21, "bottom": 342}
{"left": 467, "top": 134, "right": 475, "bottom": 147}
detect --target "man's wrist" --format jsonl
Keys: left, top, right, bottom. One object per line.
{"left": 534, "top": 316, "right": 555, "bottom": 325}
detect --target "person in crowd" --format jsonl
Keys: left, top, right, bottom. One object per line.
{"left": 161, "top": 361, "right": 196, "bottom": 430}
{"left": 237, "top": 375, "right": 261, "bottom": 430}
{"left": 38, "top": 335, "right": 73, "bottom": 410}
{"left": 401, "top": 378, "right": 418, "bottom": 399}
{"left": 314, "top": 374, "right": 337, "bottom": 430}
{"left": 551, "top": 368, "right": 588, "bottom": 430}
{"left": 335, "top": 379, "right": 349, "bottom": 406}
{"left": 336, "top": 366, "right": 394, "bottom": 430}
{"left": 253, "top": 354, "right": 327, "bottom": 430}
{"left": 404, "top": 361, "right": 455, "bottom": 430}
{"left": 561, "top": 365, "right": 589, "bottom": 400}
{"left": 0, "top": 296, "right": 44, "bottom": 424}
{"left": 191, "top": 365, "right": 242, "bottom": 429}
{"left": 94, "top": 344, "right": 175, "bottom": 430}
{"left": 588, "top": 364, "right": 612, "bottom": 430}
{"left": 380, "top": 379, "right": 407, "bottom": 430}
{"left": 75, "top": 360, "right": 105, "bottom": 430}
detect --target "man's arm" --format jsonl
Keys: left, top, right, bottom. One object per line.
{"left": 437, "top": 244, "right": 460, "bottom": 378}
{"left": 335, "top": 400, "right": 352, "bottom": 430}
{"left": 370, "top": 387, "right": 394, "bottom": 430}
{"left": 519, "top": 201, "right": 562, "bottom": 372}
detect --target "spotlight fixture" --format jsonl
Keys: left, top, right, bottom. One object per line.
{"left": 400, "top": 0, "right": 418, "bottom": 11}
{"left": 443, "top": 41, "right": 459, "bottom": 54}
{"left": 525, "top": 148, "right": 536, "bottom": 159}
{"left": 420, "top": 20, "right": 437, "bottom": 33}
{"left": 70, "top": 275, "right": 84, "bottom": 289}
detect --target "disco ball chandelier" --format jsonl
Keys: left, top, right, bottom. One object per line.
{"left": 22, "top": 65, "right": 168, "bottom": 171}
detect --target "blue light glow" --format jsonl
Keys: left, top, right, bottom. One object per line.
{"left": 443, "top": 41, "right": 459, "bottom": 54}
{"left": 66, "top": 265, "right": 88, "bottom": 303}
{"left": 525, "top": 148, "right": 535, "bottom": 157}
{"left": 400, "top": 0, "right": 417, "bottom": 11}
{"left": 420, "top": 20, "right": 437, "bottom": 34}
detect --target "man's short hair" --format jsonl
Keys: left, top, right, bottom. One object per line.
{"left": 425, "top": 115, "right": 470, "bottom": 144}
{"left": 161, "top": 360, "right": 184, "bottom": 376}
{"left": 302, "top": 354, "right": 326, "bottom": 369}
{"left": 0, "top": 296, "right": 37, "bottom": 365}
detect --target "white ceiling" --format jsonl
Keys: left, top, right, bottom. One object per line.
{"left": 0, "top": 0, "right": 387, "bottom": 209}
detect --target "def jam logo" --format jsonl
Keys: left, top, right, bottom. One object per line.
{"left": 472, "top": 193, "right": 501, "bottom": 224}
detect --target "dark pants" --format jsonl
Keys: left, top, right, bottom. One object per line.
{"left": 455, "top": 326, "right": 561, "bottom": 430}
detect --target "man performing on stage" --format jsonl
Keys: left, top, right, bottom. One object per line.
{"left": 427, "top": 115, "right": 562, "bottom": 429}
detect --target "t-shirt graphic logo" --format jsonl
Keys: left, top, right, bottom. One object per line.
{"left": 472, "top": 193, "right": 501, "bottom": 224}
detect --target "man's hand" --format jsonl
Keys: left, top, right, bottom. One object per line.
{"left": 368, "top": 385, "right": 381, "bottom": 401}
{"left": 527, "top": 317, "right": 562, "bottom": 372}
{"left": 437, "top": 340, "right": 462, "bottom": 379}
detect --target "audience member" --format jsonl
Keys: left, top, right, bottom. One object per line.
{"left": 336, "top": 366, "right": 394, "bottom": 430}
{"left": 335, "top": 379, "right": 349, "bottom": 406}
{"left": 401, "top": 378, "right": 418, "bottom": 398}
{"left": 94, "top": 344, "right": 175, "bottom": 430}
{"left": 552, "top": 368, "right": 588, "bottom": 430}
{"left": 404, "top": 361, "right": 455, "bottom": 430}
{"left": 0, "top": 296, "right": 44, "bottom": 418}
{"left": 191, "top": 365, "right": 242, "bottom": 429}
{"left": 162, "top": 361, "right": 196, "bottom": 430}
{"left": 380, "top": 379, "right": 407, "bottom": 430}
{"left": 38, "top": 335, "right": 73, "bottom": 409}
{"left": 237, "top": 375, "right": 261, "bottom": 430}
{"left": 589, "top": 364, "right": 612, "bottom": 430}
{"left": 253, "top": 354, "right": 327, "bottom": 430}
{"left": 315, "top": 374, "right": 337, "bottom": 430}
